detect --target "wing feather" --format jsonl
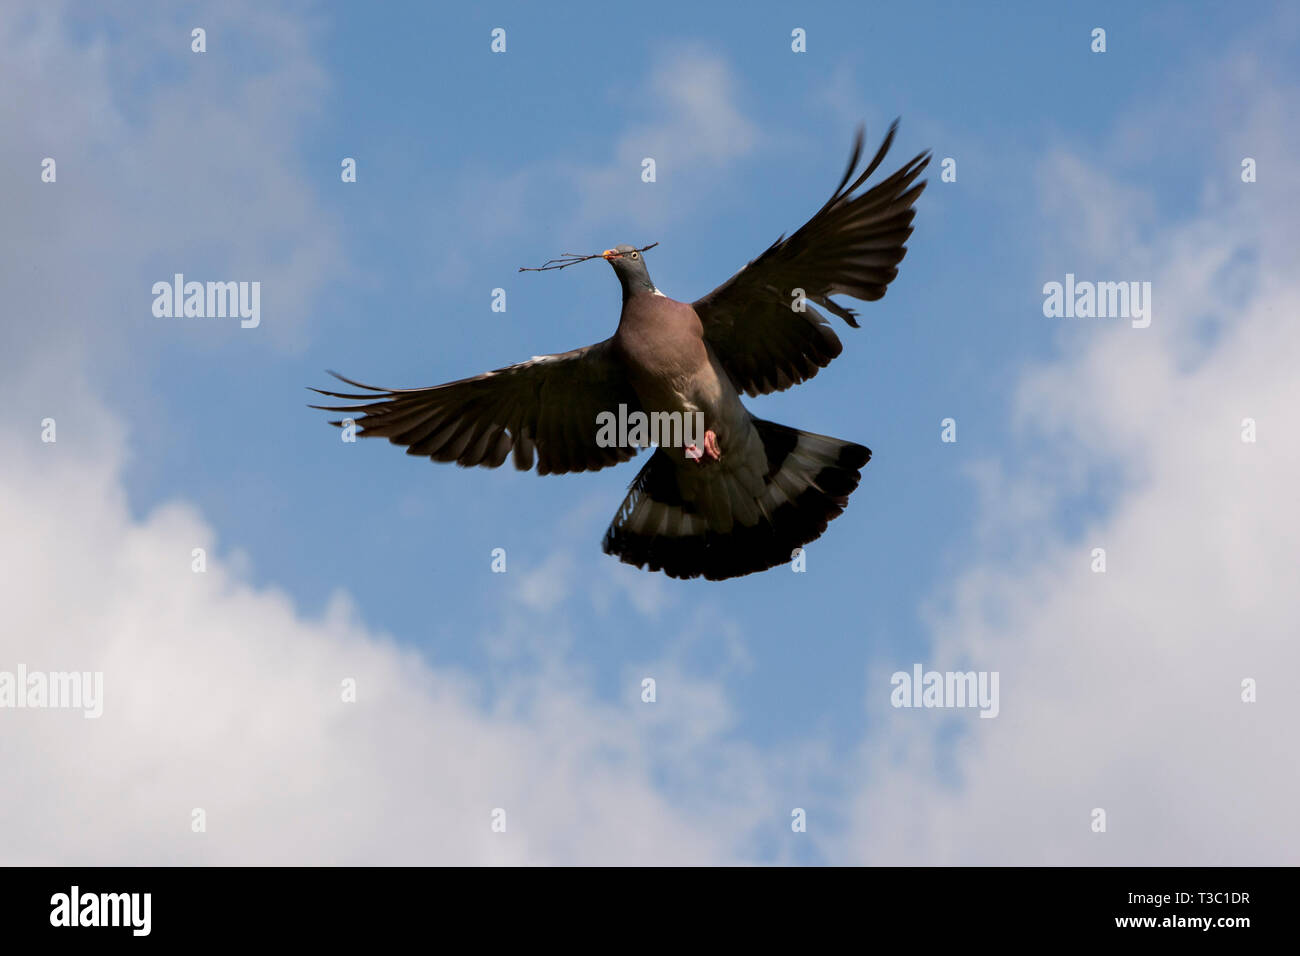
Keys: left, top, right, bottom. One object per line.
{"left": 310, "top": 339, "right": 642, "bottom": 474}
{"left": 692, "top": 122, "right": 930, "bottom": 397}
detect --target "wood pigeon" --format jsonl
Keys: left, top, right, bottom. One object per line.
{"left": 312, "top": 123, "right": 929, "bottom": 580}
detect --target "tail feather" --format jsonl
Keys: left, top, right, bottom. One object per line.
{"left": 602, "top": 419, "right": 870, "bottom": 581}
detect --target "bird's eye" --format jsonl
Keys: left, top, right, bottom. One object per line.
{"left": 631, "top": 252, "right": 639, "bottom": 259}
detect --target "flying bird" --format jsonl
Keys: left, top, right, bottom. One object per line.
{"left": 312, "top": 123, "right": 929, "bottom": 580}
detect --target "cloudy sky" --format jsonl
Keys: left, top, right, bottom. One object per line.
{"left": 1, "top": 0, "right": 1296, "bottom": 864}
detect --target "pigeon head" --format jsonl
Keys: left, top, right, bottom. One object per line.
{"left": 602, "top": 244, "right": 657, "bottom": 297}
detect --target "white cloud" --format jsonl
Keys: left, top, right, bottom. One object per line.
{"left": 0, "top": 2, "right": 772, "bottom": 867}
{"left": 0, "top": 0, "right": 343, "bottom": 376}
{"left": 0, "top": 415, "right": 783, "bottom": 864}
{"left": 448, "top": 47, "right": 759, "bottom": 251}
{"left": 834, "top": 55, "right": 1300, "bottom": 865}
{"left": 567, "top": 47, "right": 759, "bottom": 229}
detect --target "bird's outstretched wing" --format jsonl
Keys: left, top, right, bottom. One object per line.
{"left": 692, "top": 122, "right": 930, "bottom": 397}
{"left": 309, "top": 339, "right": 642, "bottom": 475}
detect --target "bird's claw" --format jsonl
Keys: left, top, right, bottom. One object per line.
{"left": 686, "top": 430, "right": 722, "bottom": 465}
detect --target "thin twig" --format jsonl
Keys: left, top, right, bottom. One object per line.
{"left": 518, "top": 241, "right": 659, "bottom": 272}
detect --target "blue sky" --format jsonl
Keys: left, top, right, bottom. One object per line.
{"left": 3, "top": 0, "right": 1297, "bottom": 864}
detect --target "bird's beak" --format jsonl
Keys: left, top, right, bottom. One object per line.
{"left": 602, "top": 249, "right": 621, "bottom": 260}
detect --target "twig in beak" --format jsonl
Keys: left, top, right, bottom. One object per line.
{"left": 518, "top": 241, "right": 658, "bottom": 272}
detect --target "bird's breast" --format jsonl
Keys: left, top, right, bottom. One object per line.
{"left": 615, "top": 298, "right": 713, "bottom": 408}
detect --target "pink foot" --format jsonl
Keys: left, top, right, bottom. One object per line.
{"left": 686, "top": 430, "right": 722, "bottom": 465}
